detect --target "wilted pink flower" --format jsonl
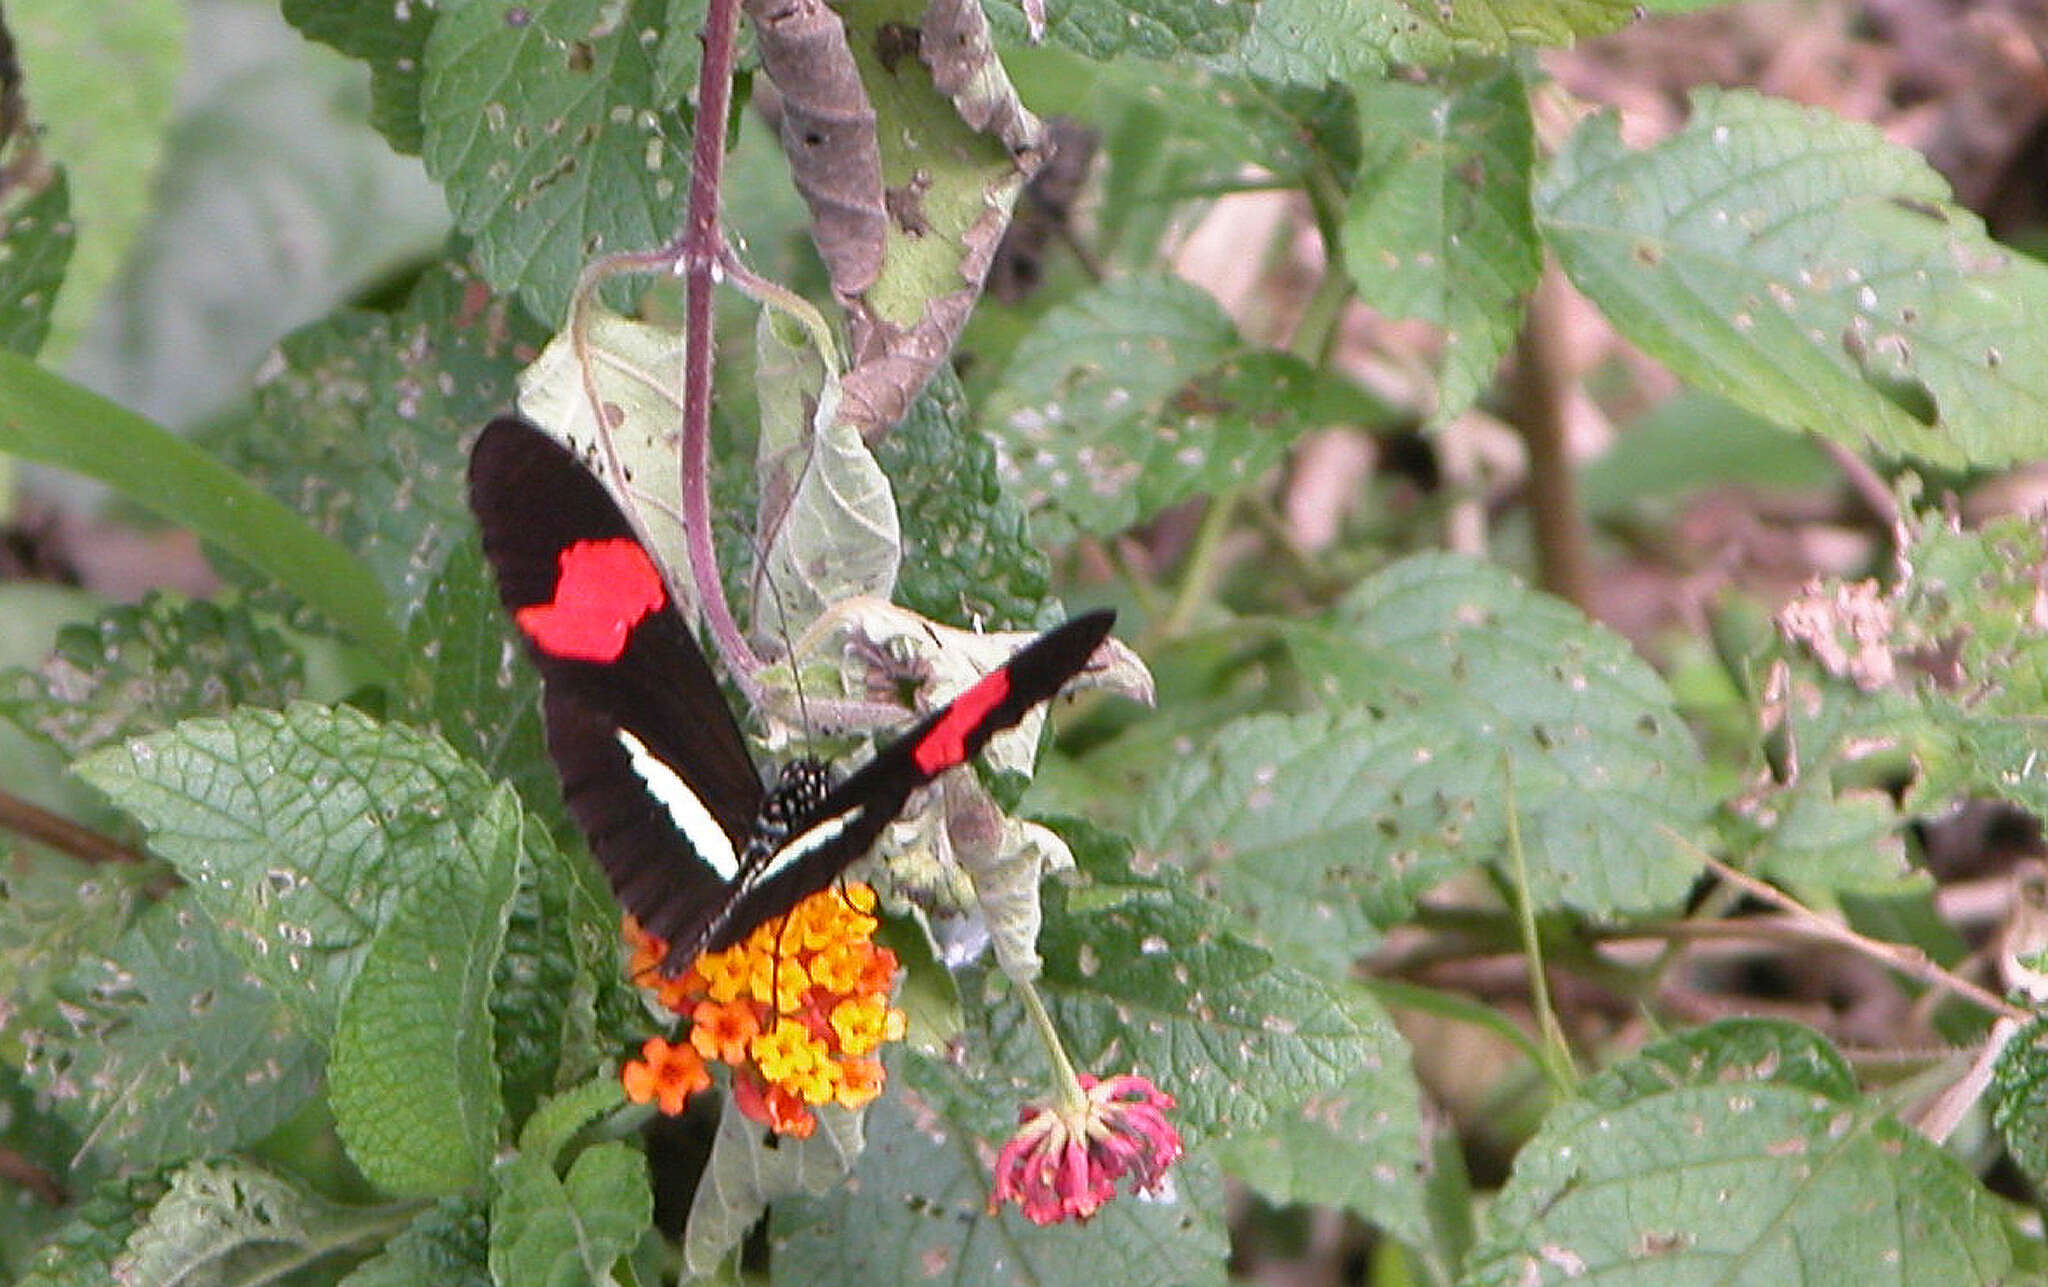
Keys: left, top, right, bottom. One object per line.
{"left": 991, "top": 1073, "right": 1183, "bottom": 1225}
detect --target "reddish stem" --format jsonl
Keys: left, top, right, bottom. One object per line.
{"left": 674, "top": 0, "right": 755, "bottom": 676}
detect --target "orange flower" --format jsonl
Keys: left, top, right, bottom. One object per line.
{"left": 621, "top": 1036, "right": 710, "bottom": 1116}
{"left": 688, "top": 999, "right": 761, "bottom": 1064}
{"left": 618, "top": 884, "right": 907, "bottom": 1134}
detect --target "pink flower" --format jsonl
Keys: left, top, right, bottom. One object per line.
{"left": 991, "top": 1073, "right": 1183, "bottom": 1225}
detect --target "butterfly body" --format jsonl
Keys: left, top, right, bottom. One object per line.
{"left": 468, "top": 416, "right": 1113, "bottom": 970}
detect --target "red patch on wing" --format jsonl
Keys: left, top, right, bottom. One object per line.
{"left": 516, "top": 537, "right": 668, "bottom": 662}
{"left": 913, "top": 669, "right": 1012, "bottom": 776}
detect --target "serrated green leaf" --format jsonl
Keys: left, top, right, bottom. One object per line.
{"left": 15, "top": 1172, "right": 170, "bottom": 1287}
{"left": 33, "top": 894, "right": 321, "bottom": 1167}
{"left": 422, "top": 0, "right": 692, "bottom": 321}
{"left": 0, "top": 170, "right": 74, "bottom": 357}
{"left": 683, "top": 1094, "right": 865, "bottom": 1278}
{"left": 881, "top": 369, "right": 1051, "bottom": 628}
{"left": 0, "top": 354, "right": 402, "bottom": 663}
{"left": 0, "top": 594, "right": 305, "bottom": 759}
{"left": 1230, "top": 0, "right": 1632, "bottom": 83}
{"left": 490, "top": 1140, "right": 650, "bottom": 1287}
{"left": 771, "top": 1071, "right": 1230, "bottom": 1286}
{"left": 224, "top": 262, "right": 543, "bottom": 626}
{"left": 5, "top": 0, "right": 180, "bottom": 357}
{"left": 113, "top": 1159, "right": 416, "bottom": 1287}
{"left": 990, "top": 0, "right": 1254, "bottom": 59}
{"left": 1538, "top": 88, "right": 2048, "bottom": 470}
{"left": 1143, "top": 556, "right": 1708, "bottom": 969}
{"left": 1467, "top": 1019, "right": 2015, "bottom": 1285}
{"left": 75, "top": 703, "right": 505, "bottom": 1037}
{"left": 1097, "top": 64, "right": 1360, "bottom": 187}
{"left": 492, "top": 820, "right": 629, "bottom": 1122}
{"left": 339, "top": 1196, "right": 492, "bottom": 1287}
{"left": 0, "top": 849, "right": 148, "bottom": 1064}
{"left": 1992, "top": 1016, "right": 2048, "bottom": 1195}
{"left": 1341, "top": 66, "right": 1538, "bottom": 417}
{"left": 329, "top": 784, "right": 521, "bottom": 1196}
{"left": 1213, "top": 1012, "right": 1431, "bottom": 1244}
{"left": 282, "top": 0, "right": 436, "bottom": 154}
{"left": 984, "top": 275, "right": 1384, "bottom": 537}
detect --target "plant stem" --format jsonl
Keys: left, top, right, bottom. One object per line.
{"left": 1502, "top": 757, "right": 1578, "bottom": 1093}
{"left": 1016, "top": 978, "right": 1088, "bottom": 1111}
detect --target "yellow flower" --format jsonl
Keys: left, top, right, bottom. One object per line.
{"left": 830, "top": 995, "right": 903, "bottom": 1057}
{"left": 750, "top": 1019, "right": 827, "bottom": 1084}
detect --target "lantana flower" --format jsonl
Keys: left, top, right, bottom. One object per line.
{"left": 991, "top": 1072, "right": 1184, "bottom": 1225}
{"left": 619, "top": 883, "right": 907, "bottom": 1137}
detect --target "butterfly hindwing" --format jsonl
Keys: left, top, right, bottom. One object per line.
{"left": 697, "top": 610, "right": 1119, "bottom": 953}
{"left": 468, "top": 417, "right": 765, "bottom": 953}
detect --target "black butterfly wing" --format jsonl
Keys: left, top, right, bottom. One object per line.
{"left": 700, "top": 609, "right": 1118, "bottom": 952}
{"left": 468, "top": 416, "right": 766, "bottom": 956}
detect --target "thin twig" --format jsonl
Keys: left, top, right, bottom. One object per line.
{"left": 1697, "top": 850, "right": 2026, "bottom": 1022}
{"left": 0, "top": 786, "right": 148, "bottom": 865}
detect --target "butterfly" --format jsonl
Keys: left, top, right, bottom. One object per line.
{"left": 468, "top": 415, "right": 1115, "bottom": 971}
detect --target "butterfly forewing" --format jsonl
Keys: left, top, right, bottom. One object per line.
{"left": 469, "top": 417, "right": 765, "bottom": 954}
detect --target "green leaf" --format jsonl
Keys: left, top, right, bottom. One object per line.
{"left": 224, "top": 262, "right": 544, "bottom": 626}
{"left": 490, "top": 1140, "right": 650, "bottom": 1287}
{"left": 1143, "top": 555, "right": 1708, "bottom": 970}
{"left": 490, "top": 818, "right": 629, "bottom": 1124}
{"left": 488, "top": 1081, "right": 648, "bottom": 1284}
{"left": 1340, "top": 65, "right": 1539, "bottom": 417}
{"left": 772, "top": 1071, "right": 1230, "bottom": 1286}
{"left": 991, "top": 0, "right": 1254, "bottom": 59}
{"left": 339, "top": 1197, "right": 492, "bottom": 1287}
{"left": 1097, "top": 65, "right": 1360, "bottom": 188}
{"left": 75, "top": 703, "right": 506, "bottom": 1037}
{"left": 0, "top": 170, "right": 74, "bottom": 357}
{"left": 328, "top": 784, "right": 522, "bottom": 1196}
{"left": 1992, "top": 1017, "right": 2048, "bottom": 1196}
{"left": 1019, "top": 826, "right": 1417, "bottom": 1147}
{"left": 1230, "top": 0, "right": 1634, "bottom": 83}
{"left": 1213, "top": 1020, "right": 1431, "bottom": 1244}
{"left": 0, "top": 594, "right": 306, "bottom": 760}
{"left": 15, "top": 1173, "right": 170, "bottom": 1287}
{"left": 1538, "top": 88, "right": 2048, "bottom": 470}
{"left": 33, "top": 894, "right": 321, "bottom": 1167}
{"left": 984, "top": 275, "right": 1385, "bottom": 537}
{"left": 0, "top": 354, "right": 402, "bottom": 664}
{"left": 282, "top": 0, "right": 436, "bottom": 154}
{"left": 1467, "top": 1019, "right": 2017, "bottom": 1285}
{"left": 5, "top": 0, "right": 181, "bottom": 356}
{"left": 113, "top": 1159, "right": 416, "bottom": 1287}
{"left": 422, "top": 0, "right": 693, "bottom": 321}
{"left": 683, "top": 1095, "right": 865, "bottom": 1278}
{"left": 881, "top": 369, "right": 1052, "bottom": 629}
{"left": 0, "top": 849, "right": 149, "bottom": 1061}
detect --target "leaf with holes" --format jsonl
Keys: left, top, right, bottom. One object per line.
{"left": 1539, "top": 88, "right": 2048, "bottom": 470}
{"left": 1143, "top": 554, "right": 1707, "bottom": 971}
{"left": 421, "top": 0, "right": 694, "bottom": 321}
{"left": 33, "top": 896, "right": 321, "bottom": 1168}
{"left": 75, "top": 703, "right": 509, "bottom": 1038}
{"left": 1341, "top": 65, "right": 1539, "bottom": 418}
{"left": 1467, "top": 1019, "right": 2016, "bottom": 1285}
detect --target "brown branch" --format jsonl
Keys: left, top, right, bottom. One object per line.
{"left": 0, "top": 786, "right": 148, "bottom": 865}
{"left": 1506, "top": 263, "right": 1592, "bottom": 611}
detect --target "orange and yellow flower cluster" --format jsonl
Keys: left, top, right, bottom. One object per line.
{"left": 620, "top": 884, "right": 907, "bottom": 1138}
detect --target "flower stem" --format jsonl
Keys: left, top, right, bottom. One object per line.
{"left": 1016, "top": 978, "right": 1088, "bottom": 1112}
